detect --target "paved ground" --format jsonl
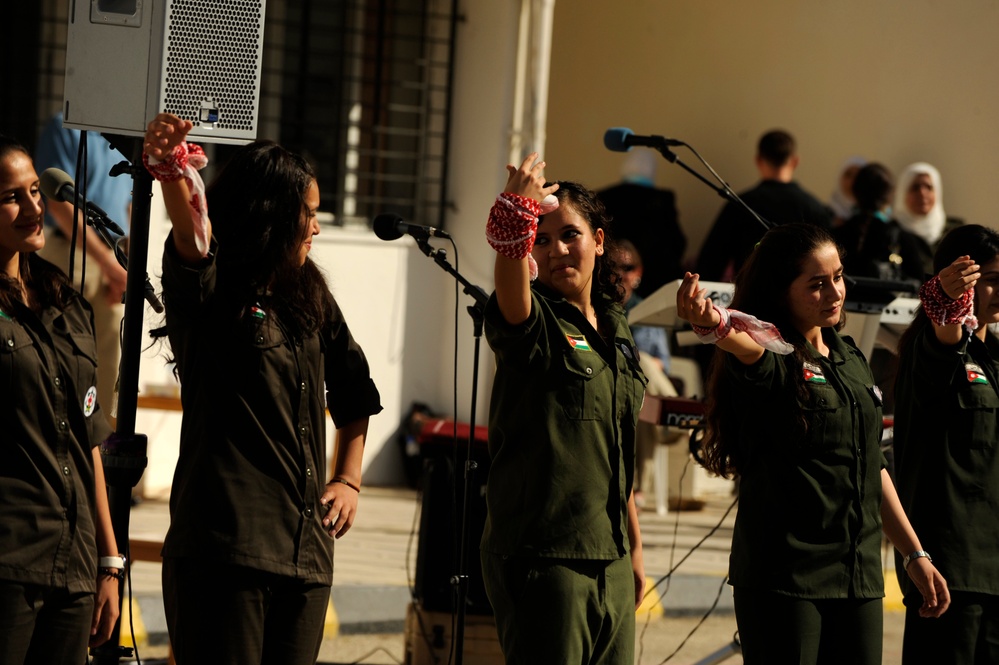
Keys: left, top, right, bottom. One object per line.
{"left": 118, "top": 480, "right": 908, "bottom": 665}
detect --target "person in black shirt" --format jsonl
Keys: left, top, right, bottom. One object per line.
{"left": 143, "top": 114, "right": 381, "bottom": 665}
{"left": 0, "top": 136, "right": 121, "bottom": 663}
{"left": 598, "top": 149, "right": 686, "bottom": 297}
{"left": 696, "top": 129, "right": 832, "bottom": 281}
{"left": 894, "top": 225, "right": 999, "bottom": 665}
{"left": 834, "top": 162, "right": 924, "bottom": 286}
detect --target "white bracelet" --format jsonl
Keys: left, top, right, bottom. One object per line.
{"left": 902, "top": 550, "right": 932, "bottom": 570}
{"left": 99, "top": 555, "right": 126, "bottom": 570}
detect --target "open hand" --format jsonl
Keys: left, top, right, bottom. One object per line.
{"left": 504, "top": 152, "right": 559, "bottom": 203}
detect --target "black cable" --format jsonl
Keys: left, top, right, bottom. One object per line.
{"left": 656, "top": 575, "right": 732, "bottom": 664}
{"left": 345, "top": 645, "right": 404, "bottom": 665}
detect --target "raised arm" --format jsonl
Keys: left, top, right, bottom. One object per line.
{"left": 924, "top": 256, "right": 980, "bottom": 346}
{"left": 676, "top": 271, "right": 766, "bottom": 365}
{"left": 490, "top": 153, "right": 559, "bottom": 325}
{"left": 142, "top": 113, "right": 211, "bottom": 264}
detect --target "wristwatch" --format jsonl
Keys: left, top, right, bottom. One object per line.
{"left": 902, "top": 550, "right": 932, "bottom": 570}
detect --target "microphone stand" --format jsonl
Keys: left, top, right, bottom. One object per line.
{"left": 88, "top": 135, "right": 155, "bottom": 665}
{"left": 652, "top": 145, "right": 773, "bottom": 232}
{"left": 410, "top": 232, "right": 488, "bottom": 665}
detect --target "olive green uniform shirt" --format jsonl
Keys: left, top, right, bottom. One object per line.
{"left": 482, "top": 286, "right": 646, "bottom": 559}
{"left": 726, "top": 329, "right": 886, "bottom": 598}
{"left": 160, "top": 237, "right": 381, "bottom": 584}
{"left": 0, "top": 268, "right": 111, "bottom": 593}
{"left": 893, "top": 328, "right": 999, "bottom": 598}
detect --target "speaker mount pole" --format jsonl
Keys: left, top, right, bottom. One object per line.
{"left": 89, "top": 134, "right": 153, "bottom": 665}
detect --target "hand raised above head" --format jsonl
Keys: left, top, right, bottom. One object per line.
{"left": 503, "top": 152, "right": 560, "bottom": 203}
{"left": 143, "top": 113, "right": 194, "bottom": 161}
{"left": 938, "top": 255, "right": 980, "bottom": 301}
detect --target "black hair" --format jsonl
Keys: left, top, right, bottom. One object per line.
{"left": 701, "top": 223, "right": 844, "bottom": 477}
{"left": 757, "top": 130, "right": 796, "bottom": 167}
{"left": 0, "top": 135, "right": 71, "bottom": 313}
{"left": 851, "top": 162, "right": 894, "bottom": 213}
{"left": 896, "top": 224, "right": 999, "bottom": 381}
{"left": 206, "top": 140, "right": 331, "bottom": 338}
{"left": 541, "top": 180, "right": 624, "bottom": 307}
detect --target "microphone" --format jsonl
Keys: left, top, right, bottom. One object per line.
{"left": 604, "top": 127, "right": 684, "bottom": 152}
{"left": 373, "top": 213, "right": 451, "bottom": 241}
{"left": 39, "top": 168, "right": 126, "bottom": 236}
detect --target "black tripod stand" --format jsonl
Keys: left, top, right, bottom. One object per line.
{"left": 408, "top": 232, "right": 490, "bottom": 665}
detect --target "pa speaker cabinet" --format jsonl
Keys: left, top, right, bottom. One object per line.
{"left": 63, "top": 0, "right": 266, "bottom": 144}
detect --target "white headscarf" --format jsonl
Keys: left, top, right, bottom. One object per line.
{"left": 830, "top": 156, "right": 867, "bottom": 219}
{"left": 894, "top": 162, "right": 946, "bottom": 245}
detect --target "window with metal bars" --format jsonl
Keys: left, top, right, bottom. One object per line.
{"left": 22, "top": 0, "right": 458, "bottom": 230}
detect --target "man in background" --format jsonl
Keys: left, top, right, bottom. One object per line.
{"left": 697, "top": 129, "right": 832, "bottom": 281}
{"left": 599, "top": 149, "right": 686, "bottom": 298}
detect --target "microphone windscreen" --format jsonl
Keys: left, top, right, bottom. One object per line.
{"left": 39, "top": 168, "right": 75, "bottom": 202}
{"left": 603, "top": 128, "right": 634, "bottom": 152}
{"left": 372, "top": 213, "right": 405, "bottom": 241}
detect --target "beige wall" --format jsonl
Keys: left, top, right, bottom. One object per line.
{"left": 544, "top": 1, "right": 999, "bottom": 263}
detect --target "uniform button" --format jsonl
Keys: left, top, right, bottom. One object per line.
{"left": 6, "top": 339, "right": 13, "bottom": 347}
{"left": 585, "top": 367, "right": 593, "bottom": 375}
{"left": 306, "top": 467, "right": 313, "bottom": 477}
{"left": 62, "top": 466, "right": 70, "bottom": 476}
{"left": 54, "top": 377, "right": 62, "bottom": 388}
{"left": 304, "top": 507, "right": 314, "bottom": 517}
{"left": 300, "top": 382, "right": 307, "bottom": 392}
{"left": 300, "top": 426, "right": 308, "bottom": 436}
{"left": 58, "top": 420, "right": 68, "bottom": 431}
{"left": 255, "top": 334, "right": 264, "bottom": 344}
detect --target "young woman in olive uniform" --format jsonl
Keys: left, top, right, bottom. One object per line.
{"left": 143, "top": 115, "right": 381, "bottom": 665}
{"left": 481, "top": 155, "right": 646, "bottom": 664}
{"left": 677, "top": 223, "right": 949, "bottom": 664}
{"left": 0, "top": 136, "right": 121, "bottom": 663}
{"left": 894, "top": 224, "right": 999, "bottom": 665}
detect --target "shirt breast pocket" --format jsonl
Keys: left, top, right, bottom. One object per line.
{"left": 799, "top": 388, "right": 847, "bottom": 451}
{"left": 557, "top": 351, "right": 602, "bottom": 421}
{"left": 955, "top": 386, "right": 999, "bottom": 450}
{"left": 67, "top": 332, "right": 100, "bottom": 394}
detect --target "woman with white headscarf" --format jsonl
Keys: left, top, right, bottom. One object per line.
{"left": 894, "top": 163, "right": 964, "bottom": 278}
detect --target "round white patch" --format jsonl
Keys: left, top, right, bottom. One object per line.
{"left": 83, "top": 386, "right": 98, "bottom": 418}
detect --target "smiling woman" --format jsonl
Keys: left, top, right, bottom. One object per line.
{"left": 0, "top": 135, "right": 122, "bottom": 664}
{"left": 678, "top": 223, "right": 950, "bottom": 665}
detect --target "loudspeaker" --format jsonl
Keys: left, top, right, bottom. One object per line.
{"left": 63, "top": 0, "right": 267, "bottom": 144}
{"left": 414, "top": 419, "right": 493, "bottom": 616}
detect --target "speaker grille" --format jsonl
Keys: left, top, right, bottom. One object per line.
{"left": 162, "top": 0, "right": 264, "bottom": 132}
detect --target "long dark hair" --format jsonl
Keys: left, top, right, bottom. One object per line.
{"left": 541, "top": 180, "right": 624, "bottom": 307}
{"left": 701, "top": 223, "right": 844, "bottom": 477}
{"left": 206, "top": 140, "right": 331, "bottom": 337}
{"left": 0, "top": 136, "right": 70, "bottom": 313}
{"left": 896, "top": 224, "right": 999, "bottom": 377}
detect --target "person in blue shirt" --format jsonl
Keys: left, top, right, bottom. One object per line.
{"left": 35, "top": 112, "right": 132, "bottom": 425}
